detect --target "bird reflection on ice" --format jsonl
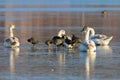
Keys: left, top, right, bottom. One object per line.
{"left": 9, "top": 48, "right": 20, "bottom": 73}
{"left": 97, "top": 46, "right": 113, "bottom": 55}
{"left": 8, "top": 48, "right": 20, "bottom": 79}
{"left": 80, "top": 51, "right": 96, "bottom": 80}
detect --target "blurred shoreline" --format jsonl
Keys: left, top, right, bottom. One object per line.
{"left": 0, "top": 11, "right": 120, "bottom": 27}
{"left": 0, "top": 4, "right": 120, "bottom": 27}
{"left": 1, "top": 3, "right": 120, "bottom": 43}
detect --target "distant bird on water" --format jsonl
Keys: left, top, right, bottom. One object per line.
{"left": 101, "top": 10, "right": 107, "bottom": 17}
{"left": 4, "top": 24, "right": 20, "bottom": 48}
{"left": 27, "top": 37, "right": 39, "bottom": 47}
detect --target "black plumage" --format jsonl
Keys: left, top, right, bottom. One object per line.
{"left": 45, "top": 29, "right": 66, "bottom": 47}
{"left": 52, "top": 36, "right": 65, "bottom": 47}
{"left": 65, "top": 34, "right": 82, "bottom": 48}
{"left": 45, "top": 39, "right": 53, "bottom": 47}
{"left": 27, "top": 37, "right": 39, "bottom": 46}
{"left": 45, "top": 35, "right": 65, "bottom": 47}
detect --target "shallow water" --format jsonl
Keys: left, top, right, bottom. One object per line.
{"left": 0, "top": 0, "right": 120, "bottom": 80}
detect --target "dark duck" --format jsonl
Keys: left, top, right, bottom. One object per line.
{"left": 27, "top": 37, "right": 39, "bottom": 47}
{"left": 45, "top": 29, "right": 66, "bottom": 47}
{"left": 65, "top": 34, "right": 82, "bottom": 48}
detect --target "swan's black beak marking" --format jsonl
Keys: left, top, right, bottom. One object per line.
{"left": 81, "top": 26, "right": 87, "bottom": 32}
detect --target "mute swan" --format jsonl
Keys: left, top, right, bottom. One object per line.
{"left": 27, "top": 37, "right": 39, "bottom": 47}
{"left": 4, "top": 25, "right": 20, "bottom": 48}
{"left": 45, "top": 29, "right": 66, "bottom": 47}
{"left": 82, "top": 26, "right": 113, "bottom": 46}
{"left": 80, "top": 27, "right": 96, "bottom": 52}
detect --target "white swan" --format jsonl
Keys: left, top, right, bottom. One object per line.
{"left": 82, "top": 26, "right": 113, "bottom": 46}
{"left": 80, "top": 27, "right": 96, "bottom": 52}
{"left": 4, "top": 25, "right": 20, "bottom": 48}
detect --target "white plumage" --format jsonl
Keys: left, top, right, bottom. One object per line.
{"left": 4, "top": 25, "right": 20, "bottom": 48}
{"left": 82, "top": 26, "right": 113, "bottom": 46}
{"left": 80, "top": 26, "right": 96, "bottom": 52}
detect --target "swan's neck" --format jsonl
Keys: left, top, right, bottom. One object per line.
{"left": 89, "top": 27, "right": 95, "bottom": 36}
{"left": 85, "top": 29, "right": 90, "bottom": 41}
{"left": 10, "top": 28, "right": 14, "bottom": 37}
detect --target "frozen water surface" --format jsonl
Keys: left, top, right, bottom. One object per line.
{"left": 0, "top": 0, "right": 120, "bottom": 80}
{"left": 0, "top": 26, "right": 120, "bottom": 80}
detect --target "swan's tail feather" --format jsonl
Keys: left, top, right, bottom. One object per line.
{"left": 103, "top": 36, "right": 113, "bottom": 46}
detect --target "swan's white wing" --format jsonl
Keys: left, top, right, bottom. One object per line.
{"left": 90, "top": 34, "right": 113, "bottom": 46}
{"left": 80, "top": 40, "right": 96, "bottom": 52}
{"left": 4, "top": 37, "right": 20, "bottom": 48}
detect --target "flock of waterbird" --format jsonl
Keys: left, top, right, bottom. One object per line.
{"left": 3, "top": 24, "right": 113, "bottom": 52}
{"left": 45, "top": 30, "right": 82, "bottom": 48}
